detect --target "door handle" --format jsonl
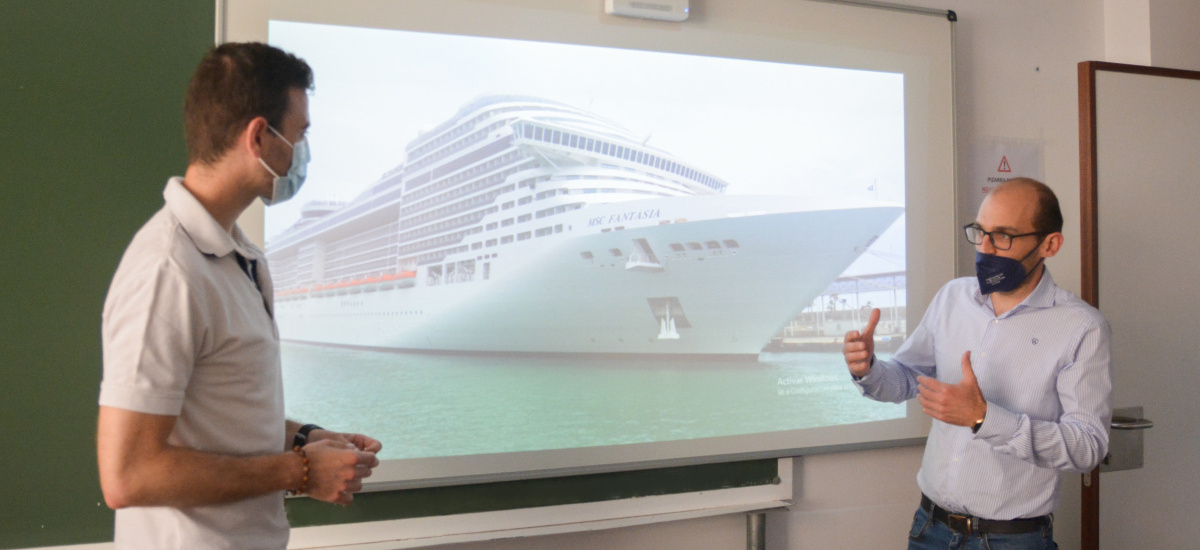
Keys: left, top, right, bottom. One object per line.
{"left": 1101, "top": 407, "right": 1152, "bottom": 472}
{"left": 1111, "top": 415, "right": 1154, "bottom": 430}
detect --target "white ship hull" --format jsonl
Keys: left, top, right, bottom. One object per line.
{"left": 274, "top": 195, "right": 902, "bottom": 356}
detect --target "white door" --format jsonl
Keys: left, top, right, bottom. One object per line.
{"left": 1093, "top": 67, "right": 1200, "bottom": 549}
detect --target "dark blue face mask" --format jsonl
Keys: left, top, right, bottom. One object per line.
{"left": 975, "top": 244, "right": 1044, "bottom": 295}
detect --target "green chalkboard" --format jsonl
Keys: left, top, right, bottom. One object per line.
{"left": 0, "top": 2, "right": 778, "bottom": 547}
{"left": 0, "top": 1, "right": 214, "bottom": 547}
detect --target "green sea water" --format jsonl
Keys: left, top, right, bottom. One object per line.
{"left": 281, "top": 343, "right": 903, "bottom": 460}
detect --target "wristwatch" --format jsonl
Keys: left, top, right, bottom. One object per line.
{"left": 970, "top": 417, "right": 985, "bottom": 434}
{"left": 292, "top": 423, "right": 323, "bottom": 449}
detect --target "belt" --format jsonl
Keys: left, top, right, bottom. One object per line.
{"left": 920, "top": 494, "right": 1051, "bottom": 535}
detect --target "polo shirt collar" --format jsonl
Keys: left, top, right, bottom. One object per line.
{"left": 163, "top": 177, "right": 252, "bottom": 258}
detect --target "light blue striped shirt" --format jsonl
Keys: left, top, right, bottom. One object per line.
{"left": 855, "top": 269, "right": 1112, "bottom": 520}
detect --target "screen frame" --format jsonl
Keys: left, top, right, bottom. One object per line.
{"left": 219, "top": 0, "right": 954, "bottom": 491}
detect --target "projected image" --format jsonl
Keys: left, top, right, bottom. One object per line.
{"left": 266, "top": 22, "right": 908, "bottom": 460}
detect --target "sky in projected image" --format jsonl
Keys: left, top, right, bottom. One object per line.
{"left": 266, "top": 21, "right": 906, "bottom": 277}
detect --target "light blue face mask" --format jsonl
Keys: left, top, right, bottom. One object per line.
{"left": 258, "top": 125, "right": 310, "bottom": 206}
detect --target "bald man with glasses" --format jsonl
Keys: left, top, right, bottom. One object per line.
{"left": 844, "top": 177, "right": 1112, "bottom": 550}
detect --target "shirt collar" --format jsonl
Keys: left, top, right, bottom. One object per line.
{"left": 163, "top": 177, "right": 257, "bottom": 258}
{"left": 973, "top": 266, "right": 1058, "bottom": 313}
{"left": 1023, "top": 267, "right": 1057, "bottom": 309}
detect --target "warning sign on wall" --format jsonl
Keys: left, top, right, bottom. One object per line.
{"left": 965, "top": 138, "right": 1044, "bottom": 213}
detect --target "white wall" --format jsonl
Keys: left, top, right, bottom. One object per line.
{"left": 1104, "top": 0, "right": 1151, "bottom": 65}
{"left": 1148, "top": 0, "right": 1200, "bottom": 71}
{"left": 430, "top": 1, "right": 1200, "bottom": 549}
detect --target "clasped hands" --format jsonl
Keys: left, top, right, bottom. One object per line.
{"left": 843, "top": 308, "right": 987, "bottom": 428}
{"left": 303, "top": 430, "right": 382, "bottom": 506}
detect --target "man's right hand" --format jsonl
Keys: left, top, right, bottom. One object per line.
{"left": 843, "top": 308, "right": 881, "bottom": 378}
{"left": 303, "top": 439, "right": 379, "bottom": 506}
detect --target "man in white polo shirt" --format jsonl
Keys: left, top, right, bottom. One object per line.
{"left": 97, "top": 42, "right": 381, "bottom": 549}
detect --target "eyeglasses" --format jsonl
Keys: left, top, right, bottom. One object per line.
{"left": 963, "top": 224, "right": 1043, "bottom": 251}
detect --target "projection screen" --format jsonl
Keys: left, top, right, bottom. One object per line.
{"left": 221, "top": 0, "right": 954, "bottom": 489}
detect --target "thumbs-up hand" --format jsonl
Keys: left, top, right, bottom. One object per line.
{"left": 843, "top": 308, "right": 881, "bottom": 378}
{"left": 916, "top": 351, "right": 988, "bottom": 427}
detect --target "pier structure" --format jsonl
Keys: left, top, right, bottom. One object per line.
{"left": 766, "top": 271, "right": 907, "bottom": 352}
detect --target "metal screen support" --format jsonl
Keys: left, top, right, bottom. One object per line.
{"left": 747, "top": 511, "right": 766, "bottom": 550}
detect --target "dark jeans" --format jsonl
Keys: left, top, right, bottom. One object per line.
{"left": 907, "top": 506, "right": 1058, "bottom": 550}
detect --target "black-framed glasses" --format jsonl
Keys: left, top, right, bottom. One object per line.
{"left": 963, "top": 224, "right": 1042, "bottom": 251}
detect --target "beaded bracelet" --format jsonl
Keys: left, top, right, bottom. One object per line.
{"left": 287, "top": 445, "right": 309, "bottom": 496}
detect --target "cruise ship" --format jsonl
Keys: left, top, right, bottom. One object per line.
{"left": 266, "top": 95, "right": 903, "bottom": 357}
